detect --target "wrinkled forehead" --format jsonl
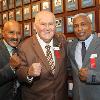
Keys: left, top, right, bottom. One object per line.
{"left": 35, "top": 11, "right": 56, "bottom": 24}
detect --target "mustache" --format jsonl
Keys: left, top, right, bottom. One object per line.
{"left": 9, "top": 38, "right": 18, "bottom": 42}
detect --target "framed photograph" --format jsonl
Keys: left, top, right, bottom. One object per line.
{"left": 81, "top": 0, "right": 95, "bottom": 8}
{"left": 23, "top": 5, "right": 31, "bottom": 20}
{"left": 16, "top": 8, "right": 22, "bottom": 21}
{"left": 32, "top": 3, "right": 40, "bottom": 18}
{"left": 41, "top": 0, "right": 51, "bottom": 11}
{"left": 66, "top": 15, "right": 74, "bottom": 33}
{"left": 56, "top": 17, "right": 64, "bottom": 33}
{"left": 23, "top": 0, "right": 30, "bottom": 5}
{"left": 2, "top": 0, "right": 8, "bottom": 11}
{"left": 0, "top": 13, "right": 2, "bottom": 25}
{"left": 3, "top": 12, "right": 8, "bottom": 24}
{"left": 52, "top": 0, "right": 63, "bottom": 14}
{"left": 9, "top": 10, "right": 14, "bottom": 20}
{"left": 31, "top": 0, "right": 37, "bottom": 2}
{"left": 15, "top": 0, "right": 22, "bottom": 7}
{"left": 86, "top": 11, "right": 95, "bottom": 31}
{"left": 24, "top": 22, "right": 31, "bottom": 38}
{"left": 0, "top": 1, "right": 2, "bottom": 12}
{"left": 66, "top": 0, "right": 78, "bottom": 11}
{"left": 8, "top": 0, "right": 14, "bottom": 9}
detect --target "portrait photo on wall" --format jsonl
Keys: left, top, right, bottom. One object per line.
{"left": 87, "top": 11, "right": 95, "bottom": 31}
{"left": 2, "top": 0, "right": 8, "bottom": 11}
{"left": 15, "top": 0, "right": 22, "bottom": 7}
{"left": 24, "top": 22, "right": 31, "bottom": 38}
{"left": 16, "top": 8, "right": 22, "bottom": 21}
{"left": 3, "top": 12, "right": 8, "bottom": 24}
{"left": 41, "top": 0, "right": 51, "bottom": 11}
{"left": 81, "top": 0, "right": 95, "bottom": 8}
{"left": 52, "top": 0, "right": 63, "bottom": 14}
{"left": 66, "top": 15, "right": 74, "bottom": 33}
{"left": 23, "top": 5, "right": 31, "bottom": 20}
{"left": 32, "top": 3, "right": 40, "bottom": 18}
{"left": 66, "top": 0, "right": 78, "bottom": 11}
{"left": 23, "top": 0, "right": 30, "bottom": 5}
{"left": 56, "top": 17, "right": 64, "bottom": 33}
{"left": 8, "top": 10, "right": 14, "bottom": 20}
{"left": 8, "top": 0, "right": 14, "bottom": 9}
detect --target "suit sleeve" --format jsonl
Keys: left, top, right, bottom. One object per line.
{"left": 0, "top": 60, "right": 16, "bottom": 86}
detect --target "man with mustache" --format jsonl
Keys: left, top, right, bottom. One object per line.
{"left": 67, "top": 13, "right": 100, "bottom": 100}
{"left": 0, "top": 20, "right": 22, "bottom": 100}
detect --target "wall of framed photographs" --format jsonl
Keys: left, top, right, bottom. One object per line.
{"left": 0, "top": 0, "right": 100, "bottom": 39}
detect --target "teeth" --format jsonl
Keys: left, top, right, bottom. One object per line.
{"left": 79, "top": 32, "right": 84, "bottom": 35}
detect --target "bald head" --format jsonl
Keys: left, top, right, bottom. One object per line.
{"left": 3, "top": 20, "right": 22, "bottom": 47}
{"left": 3, "top": 20, "right": 21, "bottom": 32}
{"left": 34, "top": 10, "right": 56, "bottom": 25}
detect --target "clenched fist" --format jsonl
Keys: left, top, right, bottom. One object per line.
{"left": 9, "top": 53, "right": 21, "bottom": 70}
{"left": 28, "top": 63, "right": 42, "bottom": 77}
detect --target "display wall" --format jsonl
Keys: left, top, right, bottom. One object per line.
{"left": 0, "top": 0, "right": 100, "bottom": 39}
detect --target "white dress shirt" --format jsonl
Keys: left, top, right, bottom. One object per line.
{"left": 75, "top": 34, "right": 94, "bottom": 69}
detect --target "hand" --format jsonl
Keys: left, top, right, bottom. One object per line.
{"left": 9, "top": 53, "right": 21, "bottom": 70}
{"left": 28, "top": 63, "right": 42, "bottom": 77}
{"left": 79, "top": 68, "right": 88, "bottom": 81}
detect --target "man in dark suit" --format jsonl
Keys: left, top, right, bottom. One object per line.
{"left": 0, "top": 20, "right": 22, "bottom": 100}
{"left": 68, "top": 13, "right": 100, "bottom": 100}
{"left": 17, "top": 11, "right": 69, "bottom": 100}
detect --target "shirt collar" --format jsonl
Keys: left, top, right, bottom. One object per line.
{"left": 3, "top": 39, "right": 13, "bottom": 54}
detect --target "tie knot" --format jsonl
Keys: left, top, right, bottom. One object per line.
{"left": 12, "top": 48, "right": 17, "bottom": 55}
{"left": 45, "top": 45, "right": 51, "bottom": 50}
{"left": 82, "top": 42, "right": 85, "bottom": 48}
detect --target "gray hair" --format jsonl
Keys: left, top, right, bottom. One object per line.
{"left": 73, "top": 13, "right": 92, "bottom": 23}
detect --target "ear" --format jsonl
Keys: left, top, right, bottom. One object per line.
{"left": 33, "top": 23, "right": 37, "bottom": 32}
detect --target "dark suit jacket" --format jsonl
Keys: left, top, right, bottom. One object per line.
{"left": 17, "top": 33, "right": 69, "bottom": 100}
{"left": 68, "top": 33, "right": 100, "bottom": 100}
{"left": 0, "top": 40, "right": 21, "bottom": 100}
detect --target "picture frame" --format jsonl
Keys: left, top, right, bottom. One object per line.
{"left": 2, "top": 0, "right": 8, "bottom": 11}
{"left": 15, "top": 0, "right": 22, "bottom": 7}
{"left": 66, "top": 0, "right": 78, "bottom": 11}
{"left": 0, "top": 1, "right": 2, "bottom": 12}
{"left": 41, "top": 0, "right": 51, "bottom": 11}
{"left": 86, "top": 11, "right": 95, "bottom": 31}
{"left": 16, "top": 8, "right": 22, "bottom": 21}
{"left": 66, "top": 15, "right": 74, "bottom": 33}
{"left": 81, "top": 0, "right": 95, "bottom": 8}
{"left": 23, "top": 0, "right": 30, "bottom": 5}
{"left": 8, "top": 0, "right": 14, "bottom": 9}
{"left": 31, "top": 0, "right": 37, "bottom": 2}
{"left": 23, "top": 5, "right": 31, "bottom": 20}
{"left": 32, "top": 2, "right": 40, "bottom": 18}
{"left": 3, "top": 12, "right": 8, "bottom": 24}
{"left": 9, "top": 10, "right": 14, "bottom": 20}
{"left": 24, "top": 22, "right": 31, "bottom": 38}
{"left": 0, "top": 13, "right": 2, "bottom": 25}
{"left": 52, "top": 0, "right": 63, "bottom": 14}
{"left": 56, "top": 17, "right": 64, "bottom": 33}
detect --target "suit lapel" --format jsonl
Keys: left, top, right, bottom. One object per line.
{"left": 0, "top": 41, "right": 10, "bottom": 62}
{"left": 83, "top": 34, "right": 99, "bottom": 67}
{"left": 31, "top": 35, "right": 54, "bottom": 75}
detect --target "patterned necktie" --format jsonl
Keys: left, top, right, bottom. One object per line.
{"left": 81, "top": 42, "right": 86, "bottom": 62}
{"left": 45, "top": 45, "right": 55, "bottom": 74}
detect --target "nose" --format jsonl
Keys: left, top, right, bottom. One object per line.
{"left": 13, "top": 33, "right": 18, "bottom": 38}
